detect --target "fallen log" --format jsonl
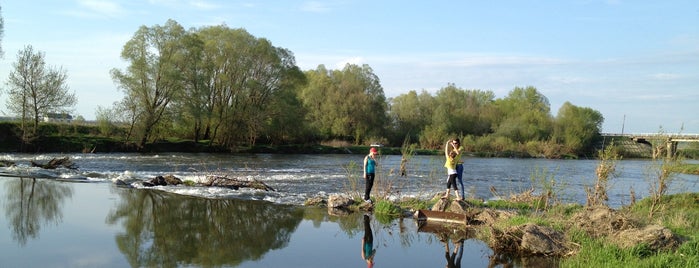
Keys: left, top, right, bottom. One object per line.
{"left": 203, "top": 175, "right": 275, "bottom": 191}
{"left": 31, "top": 157, "right": 77, "bottom": 169}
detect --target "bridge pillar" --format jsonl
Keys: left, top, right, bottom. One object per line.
{"left": 666, "top": 140, "right": 677, "bottom": 159}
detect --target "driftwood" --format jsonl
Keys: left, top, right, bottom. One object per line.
{"left": 203, "top": 175, "right": 275, "bottom": 191}
{"left": 31, "top": 157, "right": 77, "bottom": 169}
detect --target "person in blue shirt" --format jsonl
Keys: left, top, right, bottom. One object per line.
{"left": 363, "top": 147, "right": 378, "bottom": 203}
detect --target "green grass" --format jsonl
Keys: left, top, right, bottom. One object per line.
{"left": 560, "top": 193, "right": 699, "bottom": 267}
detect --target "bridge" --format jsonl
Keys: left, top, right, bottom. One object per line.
{"left": 601, "top": 133, "right": 699, "bottom": 158}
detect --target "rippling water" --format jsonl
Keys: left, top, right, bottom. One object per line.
{"left": 1, "top": 153, "right": 696, "bottom": 207}
{"left": 1, "top": 153, "right": 697, "bottom": 267}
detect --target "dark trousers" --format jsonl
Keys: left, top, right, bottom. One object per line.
{"left": 364, "top": 173, "right": 375, "bottom": 200}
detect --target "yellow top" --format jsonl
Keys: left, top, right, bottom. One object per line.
{"left": 444, "top": 155, "right": 457, "bottom": 170}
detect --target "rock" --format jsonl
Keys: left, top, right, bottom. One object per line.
{"left": 30, "top": 157, "right": 77, "bottom": 169}
{"left": 613, "top": 224, "right": 682, "bottom": 251}
{"left": 570, "top": 205, "right": 635, "bottom": 238}
{"left": 304, "top": 196, "right": 327, "bottom": 207}
{"left": 162, "top": 174, "right": 183, "bottom": 185}
{"left": 202, "top": 175, "right": 275, "bottom": 191}
{"left": 327, "top": 194, "right": 354, "bottom": 208}
{"left": 447, "top": 200, "right": 471, "bottom": 214}
{"left": 519, "top": 224, "right": 569, "bottom": 256}
{"left": 114, "top": 179, "right": 131, "bottom": 187}
{"left": 474, "top": 208, "right": 514, "bottom": 225}
{"left": 432, "top": 198, "right": 449, "bottom": 211}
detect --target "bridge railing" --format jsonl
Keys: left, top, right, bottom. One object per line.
{"left": 601, "top": 133, "right": 699, "bottom": 142}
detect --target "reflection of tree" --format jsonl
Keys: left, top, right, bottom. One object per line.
{"left": 3, "top": 178, "right": 73, "bottom": 246}
{"left": 106, "top": 189, "right": 304, "bottom": 267}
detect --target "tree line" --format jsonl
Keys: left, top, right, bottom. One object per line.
{"left": 2, "top": 19, "right": 604, "bottom": 157}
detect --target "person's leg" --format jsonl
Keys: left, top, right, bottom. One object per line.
{"left": 364, "top": 173, "right": 375, "bottom": 201}
{"left": 456, "top": 164, "right": 465, "bottom": 198}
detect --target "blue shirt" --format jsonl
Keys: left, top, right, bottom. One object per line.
{"left": 365, "top": 156, "right": 376, "bottom": 173}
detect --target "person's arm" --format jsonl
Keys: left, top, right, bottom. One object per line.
{"left": 445, "top": 140, "right": 451, "bottom": 158}
{"left": 363, "top": 155, "right": 368, "bottom": 178}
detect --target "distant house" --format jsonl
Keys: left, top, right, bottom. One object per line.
{"left": 43, "top": 113, "right": 73, "bottom": 123}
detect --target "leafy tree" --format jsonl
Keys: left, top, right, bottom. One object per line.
{"left": 261, "top": 62, "right": 308, "bottom": 144}
{"left": 299, "top": 64, "right": 387, "bottom": 144}
{"left": 195, "top": 25, "right": 301, "bottom": 147}
{"left": 493, "top": 86, "right": 553, "bottom": 142}
{"left": 111, "top": 19, "right": 187, "bottom": 149}
{"left": 4, "top": 45, "right": 76, "bottom": 139}
{"left": 554, "top": 101, "right": 604, "bottom": 154}
{"left": 388, "top": 90, "right": 433, "bottom": 144}
{"left": 169, "top": 31, "right": 209, "bottom": 142}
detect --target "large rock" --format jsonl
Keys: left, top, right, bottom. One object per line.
{"left": 613, "top": 224, "right": 681, "bottom": 251}
{"left": 519, "top": 224, "right": 569, "bottom": 256}
{"left": 144, "top": 175, "right": 183, "bottom": 186}
{"left": 569, "top": 205, "right": 635, "bottom": 238}
{"left": 327, "top": 194, "right": 354, "bottom": 208}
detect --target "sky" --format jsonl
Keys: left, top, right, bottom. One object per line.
{"left": 0, "top": 0, "right": 697, "bottom": 134}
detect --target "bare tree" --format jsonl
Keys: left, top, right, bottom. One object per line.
{"left": 4, "top": 45, "right": 76, "bottom": 139}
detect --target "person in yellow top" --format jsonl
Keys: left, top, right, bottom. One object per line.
{"left": 443, "top": 150, "right": 462, "bottom": 200}
{"left": 444, "top": 138, "right": 464, "bottom": 198}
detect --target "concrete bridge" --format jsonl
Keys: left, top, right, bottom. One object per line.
{"left": 601, "top": 133, "right": 699, "bottom": 158}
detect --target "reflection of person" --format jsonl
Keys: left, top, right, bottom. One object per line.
{"left": 445, "top": 138, "right": 464, "bottom": 198}
{"left": 361, "top": 215, "right": 376, "bottom": 267}
{"left": 443, "top": 151, "right": 461, "bottom": 200}
{"left": 439, "top": 233, "right": 464, "bottom": 268}
{"left": 444, "top": 238, "right": 464, "bottom": 268}
{"left": 363, "top": 147, "right": 378, "bottom": 203}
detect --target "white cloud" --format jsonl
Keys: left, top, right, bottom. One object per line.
{"left": 71, "top": 0, "right": 128, "bottom": 19}
{"left": 334, "top": 57, "right": 365, "bottom": 69}
{"left": 650, "top": 73, "right": 681, "bottom": 80}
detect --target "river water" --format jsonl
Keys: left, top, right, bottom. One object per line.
{"left": 1, "top": 153, "right": 697, "bottom": 267}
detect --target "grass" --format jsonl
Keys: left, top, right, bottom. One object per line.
{"left": 671, "top": 163, "right": 699, "bottom": 175}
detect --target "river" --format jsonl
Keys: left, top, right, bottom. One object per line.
{"left": 1, "top": 153, "right": 697, "bottom": 267}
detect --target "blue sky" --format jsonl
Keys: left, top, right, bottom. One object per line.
{"left": 0, "top": 0, "right": 697, "bottom": 134}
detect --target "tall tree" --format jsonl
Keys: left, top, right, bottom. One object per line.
{"left": 110, "top": 19, "right": 187, "bottom": 148}
{"left": 554, "top": 101, "right": 604, "bottom": 154}
{"left": 299, "top": 64, "right": 388, "bottom": 144}
{"left": 195, "top": 25, "right": 301, "bottom": 147}
{"left": 388, "top": 90, "right": 433, "bottom": 143}
{"left": 5, "top": 45, "right": 76, "bottom": 139}
{"left": 493, "top": 86, "right": 553, "bottom": 142}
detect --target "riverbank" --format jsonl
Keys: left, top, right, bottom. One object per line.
{"left": 336, "top": 190, "right": 699, "bottom": 267}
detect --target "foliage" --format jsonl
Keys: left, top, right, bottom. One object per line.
{"left": 373, "top": 199, "right": 402, "bottom": 216}
{"left": 645, "top": 145, "right": 683, "bottom": 218}
{"left": 585, "top": 142, "right": 621, "bottom": 207}
{"left": 563, "top": 193, "right": 699, "bottom": 267}
{"left": 299, "top": 64, "right": 388, "bottom": 144}
{"left": 4, "top": 45, "right": 76, "bottom": 140}
{"left": 2, "top": 18, "right": 614, "bottom": 156}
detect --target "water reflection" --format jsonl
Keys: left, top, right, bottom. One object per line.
{"left": 105, "top": 189, "right": 305, "bottom": 267}
{"left": 440, "top": 235, "right": 464, "bottom": 268}
{"left": 361, "top": 214, "right": 377, "bottom": 267}
{"left": 3, "top": 177, "right": 72, "bottom": 246}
